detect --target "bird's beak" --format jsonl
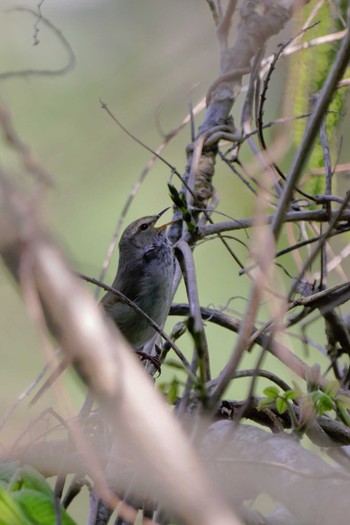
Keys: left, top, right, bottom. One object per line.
{"left": 157, "top": 207, "right": 170, "bottom": 220}
{"left": 155, "top": 219, "right": 178, "bottom": 232}
{"left": 155, "top": 207, "right": 180, "bottom": 231}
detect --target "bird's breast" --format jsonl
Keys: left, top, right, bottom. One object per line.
{"left": 104, "top": 239, "right": 174, "bottom": 349}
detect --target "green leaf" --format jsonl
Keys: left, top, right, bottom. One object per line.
{"left": 276, "top": 397, "right": 287, "bottom": 415}
{"left": 168, "top": 184, "right": 186, "bottom": 209}
{"left": 0, "top": 485, "right": 32, "bottom": 525}
{"left": 310, "top": 391, "right": 335, "bottom": 414}
{"left": 167, "top": 183, "right": 197, "bottom": 232}
{"left": 263, "top": 386, "right": 279, "bottom": 399}
{"left": 13, "top": 466, "right": 52, "bottom": 498}
{"left": 0, "top": 464, "right": 77, "bottom": 525}
{"left": 318, "top": 396, "right": 335, "bottom": 414}
{"left": 14, "top": 490, "right": 77, "bottom": 525}
{"left": 284, "top": 390, "right": 298, "bottom": 401}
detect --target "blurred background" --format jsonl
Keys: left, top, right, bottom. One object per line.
{"left": 1, "top": 1, "right": 347, "bottom": 521}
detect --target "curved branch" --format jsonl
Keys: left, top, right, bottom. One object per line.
{"left": 0, "top": 8, "right": 75, "bottom": 80}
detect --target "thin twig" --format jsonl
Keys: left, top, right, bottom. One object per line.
{"left": 80, "top": 273, "right": 192, "bottom": 372}
{"left": 1, "top": 7, "right": 75, "bottom": 80}
{"left": 288, "top": 191, "right": 350, "bottom": 300}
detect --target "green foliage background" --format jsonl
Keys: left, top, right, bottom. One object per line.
{"left": 290, "top": 1, "right": 349, "bottom": 194}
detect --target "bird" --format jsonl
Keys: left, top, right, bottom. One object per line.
{"left": 101, "top": 208, "right": 175, "bottom": 350}
{"left": 30, "top": 208, "right": 175, "bottom": 404}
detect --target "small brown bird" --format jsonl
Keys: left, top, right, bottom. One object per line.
{"left": 101, "top": 209, "right": 175, "bottom": 349}
{"left": 31, "top": 209, "right": 175, "bottom": 404}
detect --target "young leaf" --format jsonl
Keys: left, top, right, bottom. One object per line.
{"left": 276, "top": 397, "right": 287, "bottom": 415}
{"left": 263, "top": 386, "right": 279, "bottom": 399}
{"left": 284, "top": 390, "right": 298, "bottom": 401}
{"left": 15, "top": 466, "right": 53, "bottom": 498}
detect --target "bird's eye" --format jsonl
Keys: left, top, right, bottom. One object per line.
{"left": 139, "top": 223, "right": 149, "bottom": 231}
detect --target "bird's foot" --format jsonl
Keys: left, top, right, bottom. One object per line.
{"left": 136, "top": 351, "right": 161, "bottom": 374}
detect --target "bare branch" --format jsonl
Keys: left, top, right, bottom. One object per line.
{"left": 0, "top": 7, "right": 75, "bottom": 80}
{"left": 175, "top": 242, "right": 211, "bottom": 385}
{"left": 199, "top": 209, "right": 350, "bottom": 236}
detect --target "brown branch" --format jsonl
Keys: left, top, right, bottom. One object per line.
{"left": 216, "top": 0, "right": 238, "bottom": 52}
{"left": 174, "top": 242, "right": 211, "bottom": 385}
{"left": 200, "top": 0, "right": 296, "bottom": 135}
{"left": 199, "top": 209, "right": 350, "bottom": 237}
{"left": 170, "top": 299, "right": 311, "bottom": 389}
{"left": 288, "top": 191, "right": 350, "bottom": 299}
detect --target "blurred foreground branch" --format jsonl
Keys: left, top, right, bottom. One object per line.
{"left": 0, "top": 174, "right": 240, "bottom": 525}
{"left": 16, "top": 420, "right": 350, "bottom": 525}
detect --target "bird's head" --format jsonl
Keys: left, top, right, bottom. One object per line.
{"left": 119, "top": 208, "right": 174, "bottom": 252}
